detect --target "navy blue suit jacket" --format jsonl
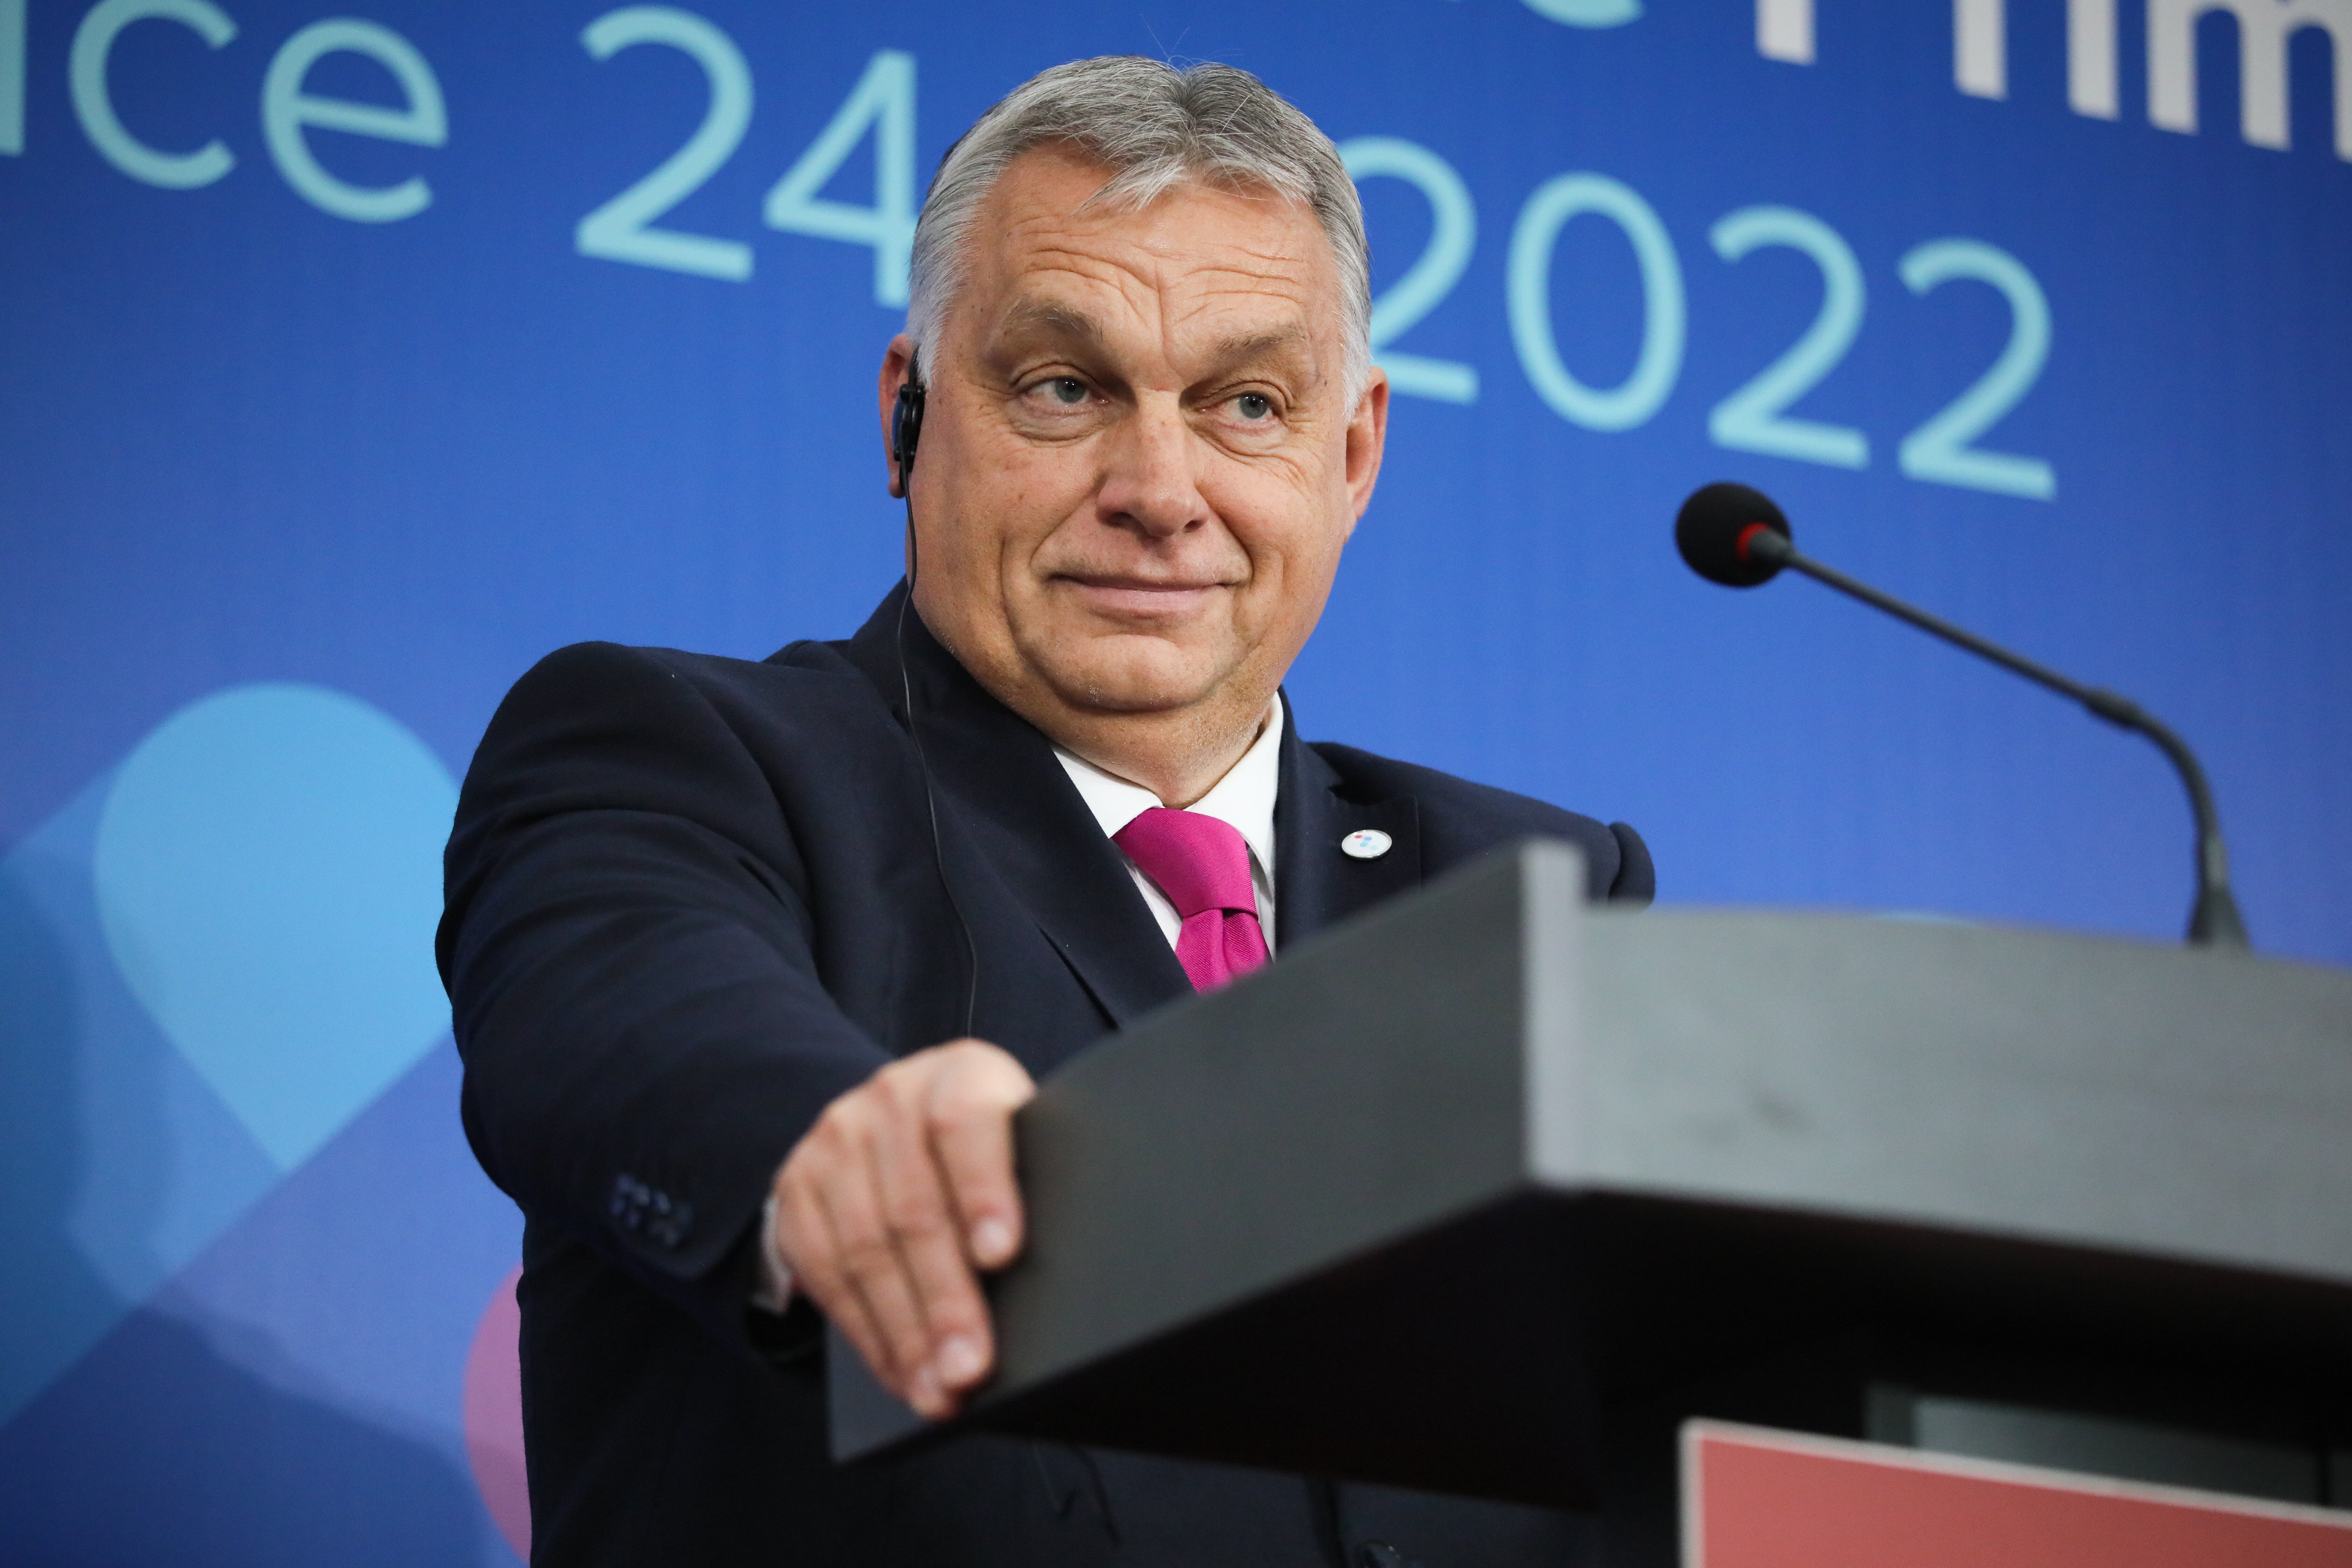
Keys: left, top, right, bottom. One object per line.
{"left": 439, "top": 584, "right": 1653, "bottom": 1568}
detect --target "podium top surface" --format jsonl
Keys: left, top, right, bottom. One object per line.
{"left": 1554, "top": 892, "right": 2352, "bottom": 1290}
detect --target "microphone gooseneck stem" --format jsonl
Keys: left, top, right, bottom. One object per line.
{"left": 1745, "top": 531, "right": 2250, "bottom": 950}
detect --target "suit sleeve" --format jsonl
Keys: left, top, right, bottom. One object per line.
{"left": 437, "top": 642, "right": 889, "bottom": 1356}
{"left": 1605, "top": 821, "right": 1655, "bottom": 908}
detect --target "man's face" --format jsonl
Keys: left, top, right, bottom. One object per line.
{"left": 879, "top": 146, "right": 1387, "bottom": 763}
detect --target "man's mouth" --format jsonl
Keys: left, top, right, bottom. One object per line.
{"left": 1055, "top": 575, "right": 1232, "bottom": 619}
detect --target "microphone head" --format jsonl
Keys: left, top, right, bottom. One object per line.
{"left": 1677, "top": 482, "right": 1793, "bottom": 588}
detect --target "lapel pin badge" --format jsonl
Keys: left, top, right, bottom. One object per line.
{"left": 1339, "top": 828, "right": 1393, "bottom": 860}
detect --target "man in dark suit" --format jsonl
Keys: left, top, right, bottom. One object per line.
{"left": 440, "top": 56, "right": 1651, "bottom": 1568}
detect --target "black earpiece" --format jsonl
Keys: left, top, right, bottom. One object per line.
{"left": 891, "top": 372, "right": 926, "bottom": 483}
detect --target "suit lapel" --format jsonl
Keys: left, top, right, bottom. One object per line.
{"left": 1273, "top": 696, "right": 1422, "bottom": 950}
{"left": 844, "top": 584, "right": 1192, "bottom": 1031}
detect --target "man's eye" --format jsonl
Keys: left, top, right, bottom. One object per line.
{"left": 1233, "top": 392, "right": 1274, "bottom": 422}
{"left": 1043, "top": 377, "right": 1087, "bottom": 405}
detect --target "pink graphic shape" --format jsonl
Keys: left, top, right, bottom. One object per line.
{"left": 463, "top": 1265, "right": 531, "bottom": 1562}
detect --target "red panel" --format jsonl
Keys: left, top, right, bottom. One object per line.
{"left": 1685, "top": 1421, "right": 2352, "bottom": 1568}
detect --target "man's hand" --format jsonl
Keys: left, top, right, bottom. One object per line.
{"left": 770, "top": 1039, "right": 1035, "bottom": 1419}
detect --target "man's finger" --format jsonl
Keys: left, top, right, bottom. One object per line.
{"left": 774, "top": 1132, "right": 902, "bottom": 1394}
{"left": 926, "top": 1042, "right": 1035, "bottom": 1270}
{"left": 775, "top": 1171, "right": 898, "bottom": 1400}
{"left": 814, "top": 1119, "right": 948, "bottom": 1414}
{"left": 868, "top": 1077, "right": 994, "bottom": 1398}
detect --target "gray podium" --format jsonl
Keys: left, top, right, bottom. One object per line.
{"left": 830, "top": 841, "right": 2352, "bottom": 1549}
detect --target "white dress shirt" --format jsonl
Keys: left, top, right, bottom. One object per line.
{"left": 755, "top": 696, "right": 1286, "bottom": 1313}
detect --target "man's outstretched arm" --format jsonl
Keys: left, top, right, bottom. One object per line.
{"left": 441, "top": 642, "right": 895, "bottom": 1352}
{"left": 442, "top": 640, "right": 1034, "bottom": 1397}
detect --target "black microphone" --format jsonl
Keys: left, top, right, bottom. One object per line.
{"left": 1676, "top": 481, "right": 2250, "bottom": 950}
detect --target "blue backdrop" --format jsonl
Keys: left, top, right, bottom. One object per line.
{"left": 4, "top": 1, "right": 2347, "bottom": 1559}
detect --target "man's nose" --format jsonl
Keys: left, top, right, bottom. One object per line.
{"left": 1094, "top": 397, "right": 1208, "bottom": 541}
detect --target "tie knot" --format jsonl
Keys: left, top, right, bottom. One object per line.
{"left": 1114, "top": 807, "right": 1257, "bottom": 920}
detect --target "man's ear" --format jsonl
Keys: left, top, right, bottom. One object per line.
{"left": 877, "top": 335, "right": 920, "bottom": 499}
{"left": 1345, "top": 366, "right": 1391, "bottom": 526}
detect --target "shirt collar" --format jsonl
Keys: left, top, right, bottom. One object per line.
{"left": 1053, "top": 694, "right": 1284, "bottom": 876}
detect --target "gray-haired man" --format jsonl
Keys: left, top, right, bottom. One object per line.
{"left": 441, "top": 56, "right": 1651, "bottom": 1568}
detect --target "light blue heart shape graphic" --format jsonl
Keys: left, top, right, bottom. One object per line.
{"left": 1519, "top": 0, "right": 1643, "bottom": 27}
{"left": 92, "top": 684, "right": 459, "bottom": 1173}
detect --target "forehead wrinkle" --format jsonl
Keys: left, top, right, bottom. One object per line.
{"left": 1129, "top": 247, "right": 1320, "bottom": 296}
{"left": 972, "top": 151, "right": 1340, "bottom": 323}
{"left": 1151, "top": 267, "right": 1326, "bottom": 343}
{"left": 1165, "top": 284, "right": 1333, "bottom": 379}
{"left": 985, "top": 236, "right": 1335, "bottom": 388}
{"left": 1001, "top": 205, "right": 1320, "bottom": 288}
{"left": 1004, "top": 242, "right": 1172, "bottom": 313}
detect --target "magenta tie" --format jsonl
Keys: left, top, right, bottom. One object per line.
{"left": 1113, "top": 807, "right": 1270, "bottom": 992}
